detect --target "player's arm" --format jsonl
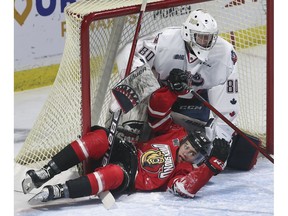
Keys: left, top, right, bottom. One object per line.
{"left": 147, "top": 86, "right": 177, "bottom": 134}
{"left": 167, "top": 138, "right": 230, "bottom": 198}
{"left": 148, "top": 69, "right": 189, "bottom": 134}
{"left": 167, "top": 162, "right": 213, "bottom": 198}
{"left": 208, "top": 50, "right": 239, "bottom": 142}
{"left": 116, "top": 34, "right": 158, "bottom": 79}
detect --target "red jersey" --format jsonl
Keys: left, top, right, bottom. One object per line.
{"left": 134, "top": 87, "right": 214, "bottom": 198}
{"left": 134, "top": 124, "right": 214, "bottom": 197}
{"left": 135, "top": 124, "right": 186, "bottom": 191}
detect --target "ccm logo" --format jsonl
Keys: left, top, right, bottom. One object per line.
{"left": 179, "top": 105, "right": 202, "bottom": 110}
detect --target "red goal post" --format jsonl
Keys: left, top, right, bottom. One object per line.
{"left": 14, "top": 0, "right": 273, "bottom": 190}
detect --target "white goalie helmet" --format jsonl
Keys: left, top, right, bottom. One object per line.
{"left": 181, "top": 9, "right": 218, "bottom": 62}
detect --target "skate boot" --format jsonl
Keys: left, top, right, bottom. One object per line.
{"left": 28, "top": 184, "right": 69, "bottom": 205}
{"left": 22, "top": 161, "right": 61, "bottom": 194}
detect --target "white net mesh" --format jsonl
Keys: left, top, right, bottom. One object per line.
{"left": 15, "top": 0, "right": 268, "bottom": 173}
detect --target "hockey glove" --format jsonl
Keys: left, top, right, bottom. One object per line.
{"left": 167, "top": 68, "right": 189, "bottom": 93}
{"left": 205, "top": 138, "right": 230, "bottom": 175}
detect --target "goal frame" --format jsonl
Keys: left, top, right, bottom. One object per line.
{"left": 79, "top": 0, "right": 274, "bottom": 155}
{"left": 266, "top": 0, "right": 273, "bottom": 155}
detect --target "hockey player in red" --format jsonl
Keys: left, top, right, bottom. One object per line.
{"left": 22, "top": 72, "right": 230, "bottom": 204}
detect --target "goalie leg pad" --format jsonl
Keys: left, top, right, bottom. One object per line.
{"left": 227, "top": 133, "right": 260, "bottom": 171}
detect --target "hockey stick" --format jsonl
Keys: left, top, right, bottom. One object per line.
{"left": 125, "top": 0, "right": 147, "bottom": 77}
{"left": 102, "top": 0, "right": 148, "bottom": 166}
{"left": 101, "top": 65, "right": 159, "bottom": 166}
{"left": 185, "top": 85, "right": 274, "bottom": 164}
{"left": 98, "top": 0, "right": 148, "bottom": 209}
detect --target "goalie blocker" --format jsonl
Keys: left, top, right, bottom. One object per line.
{"left": 227, "top": 133, "right": 261, "bottom": 171}
{"left": 112, "top": 64, "right": 160, "bottom": 114}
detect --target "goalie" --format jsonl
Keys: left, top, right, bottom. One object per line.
{"left": 116, "top": 9, "right": 239, "bottom": 143}
{"left": 22, "top": 83, "right": 230, "bottom": 204}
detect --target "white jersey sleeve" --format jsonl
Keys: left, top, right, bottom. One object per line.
{"left": 207, "top": 52, "right": 239, "bottom": 142}
{"left": 116, "top": 32, "right": 159, "bottom": 79}
{"left": 116, "top": 27, "right": 184, "bottom": 80}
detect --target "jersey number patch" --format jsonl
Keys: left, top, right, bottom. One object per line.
{"left": 227, "top": 79, "right": 238, "bottom": 93}
{"left": 139, "top": 46, "right": 155, "bottom": 62}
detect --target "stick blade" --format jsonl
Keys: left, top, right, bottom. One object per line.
{"left": 98, "top": 191, "right": 116, "bottom": 209}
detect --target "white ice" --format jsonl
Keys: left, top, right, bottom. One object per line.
{"left": 13, "top": 86, "right": 275, "bottom": 216}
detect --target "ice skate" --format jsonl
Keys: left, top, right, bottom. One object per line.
{"left": 28, "top": 184, "right": 66, "bottom": 205}
{"left": 22, "top": 167, "right": 53, "bottom": 194}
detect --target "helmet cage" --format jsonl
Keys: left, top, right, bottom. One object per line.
{"left": 180, "top": 130, "right": 212, "bottom": 165}
{"left": 190, "top": 30, "right": 218, "bottom": 51}
{"left": 181, "top": 9, "right": 219, "bottom": 61}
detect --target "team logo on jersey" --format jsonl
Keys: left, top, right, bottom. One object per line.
{"left": 140, "top": 144, "right": 174, "bottom": 179}
{"left": 187, "top": 52, "right": 198, "bottom": 63}
{"left": 172, "top": 138, "right": 180, "bottom": 147}
{"left": 189, "top": 72, "right": 204, "bottom": 86}
{"left": 231, "top": 50, "right": 237, "bottom": 65}
{"left": 173, "top": 54, "right": 185, "bottom": 60}
{"left": 200, "top": 61, "right": 211, "bottom": 67}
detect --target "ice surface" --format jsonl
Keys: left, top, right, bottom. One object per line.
{"left": 15, "top": 158, "right": 273, "bottom": 216}
{"left": 14, "top": 87, "right": 274, "bottom": 216}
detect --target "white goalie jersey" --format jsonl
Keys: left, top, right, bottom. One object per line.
{"left": 115, "top": 27, "right": 239, "bottom": 142}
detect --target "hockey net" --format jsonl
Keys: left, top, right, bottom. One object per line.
{"left": 14, "top": 0, "right": 272, "bottom": 189}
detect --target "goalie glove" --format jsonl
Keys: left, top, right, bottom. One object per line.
{"left": 205, "top": 138, "right": 230, "bottom": 175}
{"left": 166, "top": 68, "right": 189, "bottom": 94}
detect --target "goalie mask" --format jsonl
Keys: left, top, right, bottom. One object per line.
{"left": 181, "top": 9, "right": 218, "bottom": 62}
{"left": 179, "top": 130, "right": 212, "bottom": 165}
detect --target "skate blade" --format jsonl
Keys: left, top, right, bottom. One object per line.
{"left": 22, "top": 176, "right": 36, "bottom": 194}
{"left": 28, "top": 191, "right": 48, "bottom": 205}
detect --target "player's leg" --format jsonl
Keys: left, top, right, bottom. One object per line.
{"left": 28, "top": 164, "right": 125, "bottom": 205}
{"left": 28, "top": 139, "right": 138, "bottom": 204}
{"left": 22, "top": 128, "right": 109, "bottom": 194}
